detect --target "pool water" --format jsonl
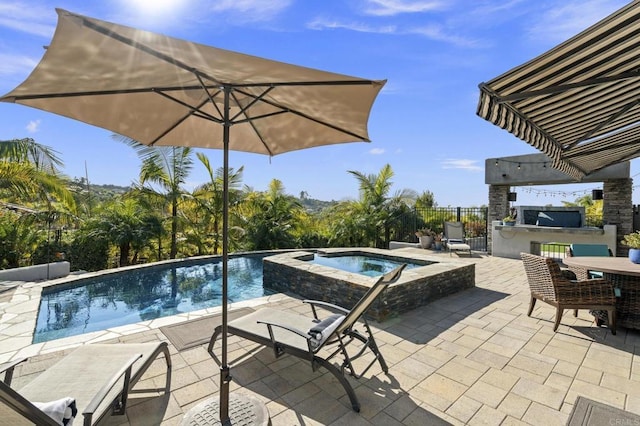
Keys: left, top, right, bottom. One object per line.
{"left": 33, "top": 255, "right": 272, "bottom": 343}
{"left": 310, "top": 254, "right": 421, "bottom": 277}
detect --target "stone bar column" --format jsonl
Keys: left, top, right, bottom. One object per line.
{"left": 603, "top": 178, "right": 633, "bottom": 256}
{"left": 488, "top": 184, "right": 512, "bottom": 254}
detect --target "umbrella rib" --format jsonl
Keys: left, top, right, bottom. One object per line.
{"left": 4, "top": 85, "right": 219, "bottom": 101}
{"left": 147, "top": 96, "right": 213, "bottom": 146}
{"left": 233, "top": 86, "right": 371, "bottom": 141}
{"left": 227, "top": 89, "right": 274, "bottom": 155}
{"left": 229, "top": 87, "right": 275, "bottom": 123}
{"left": 154, "top": 89, "right": 224, "bottom": 124}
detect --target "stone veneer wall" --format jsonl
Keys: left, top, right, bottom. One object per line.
{"left": 604, "top": 178, "right": 633, "bottom": 256}
{"left": 488, "top": 184, "right": 512, "bottom": 255}
{"left": 262, "top": 253, "right": 475, "bottom": 322}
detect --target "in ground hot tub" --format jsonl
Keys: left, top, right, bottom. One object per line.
{"left": 262, "top": 248, "right": 474, "bottom": 321}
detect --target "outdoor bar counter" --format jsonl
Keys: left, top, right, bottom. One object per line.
{"left": 491, "top": 222, "right": 617, "bottom": 259}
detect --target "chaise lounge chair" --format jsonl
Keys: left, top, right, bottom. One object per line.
{"left": 0, "top": 342, "right": 171, "bottom": 425}
{"left": 207, "top": 264, "right": 406, "bottom": 412}
{"left": 443, "top": 221, "right": 472, "bottom": 256}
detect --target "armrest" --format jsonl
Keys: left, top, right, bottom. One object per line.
{"left": 256, "top": 319, "right": 309, "bottom": 340}
{"left": 303, "top": 299, "right": 349, "bottom": 316}
{"left": 257, "top": 320, "right": 318, "bottom": 354}
{"left": 82, "top": 353, "right": 142, "bottom": 420}
{"left": 0, "top": 357, "right": 27, "bottom": 385}
{"left": 555, "top": 278, "right": 615, "bottom": 298}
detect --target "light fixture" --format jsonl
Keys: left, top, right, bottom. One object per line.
{"left": 508, "top": 192, "right": 517, "bottom": 201}
{"left": 592, "top": 189, "right": 603, "bottom": 200}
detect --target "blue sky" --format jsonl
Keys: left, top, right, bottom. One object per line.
{"left": 0, "top": 0, "right": 636, "bottom": 207}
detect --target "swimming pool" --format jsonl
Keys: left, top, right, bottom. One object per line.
{"left": 33, "top": 255, "right": 272, "bottom": 343}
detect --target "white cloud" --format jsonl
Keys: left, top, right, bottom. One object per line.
{"left": 26, "top": 119, "right": 40, "bottom": 133}
{"left": 0, "top": 3, "right": 55, "bottom": 37}
{"left": 208, "top": 0, "right": 293, "bottom": 23}
{"left": 308, "top": 17, "right": 476, "bottom": 47}
{"left": 441, "top": 159, "right": 483, "bottom": 171}
{"left": 307, "top": 17, "right": 396, "bottom": 34}
{"left": 408, "top": 24, "right": 480, "bottom": 47}
{"left": 369, "top": 148, "right": 385, "bottom": 155}
{"left": 363, "top": 0, "right": 446, "bottom": 17}
{"left": 0, "top": 53, "right": 38, "bottom": 76}
{"left": 527, "top": 0, "right": 628, "bottom": 44}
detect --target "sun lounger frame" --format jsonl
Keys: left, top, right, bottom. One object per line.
{"left": 0, "top": 341, "right": 171, "bottom": 425}
{"left": 208, "top": 264, "right": 406, "bottom": 412}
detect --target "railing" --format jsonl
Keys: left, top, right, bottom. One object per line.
{"left": 390, "top": 206, "right": 488, "bottom": 252}
{"left": 530, "top": 241, "right": 569, "bottom": 261}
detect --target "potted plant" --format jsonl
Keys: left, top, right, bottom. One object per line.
{"left": 433, "top": 233, "right": 443, "bottom": 250}
{"left": 502, "top": 207, "right": 517, "bottom": 226}
{"left": 502, "top": 215, "right": 516, "bottom": 226}
{"left": 622, "top": 231, "right": 640, "bottom": 263}
{"left": 415, "top": 228, "right": 435, "bottom": 249}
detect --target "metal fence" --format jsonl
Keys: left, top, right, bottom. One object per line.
{"left": 390, "top": 206, "right": 489, "bottom": 252}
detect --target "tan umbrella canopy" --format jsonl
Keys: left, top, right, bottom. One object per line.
{"left": 1, "top": 9, "right": 385, "bottom": 422}
{"left": 477, "top": 1, "right": 640, "bottom": 181}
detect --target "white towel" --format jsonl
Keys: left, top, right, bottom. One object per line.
{"left": 308, "top": 314, "right": 345, "bottom": 349}
{"left": 34, "top": 397, "right": 77, "bottom": 426}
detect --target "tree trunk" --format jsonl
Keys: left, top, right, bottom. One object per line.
{"left": 119, "top": 243, "right": 130, "bottom": 267}
{"left": 170, "top": 198, "right": 178, "bottom": 259}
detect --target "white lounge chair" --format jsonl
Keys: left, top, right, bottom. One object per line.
{"left": 444, "top": 221, "right": 472, "bottom": 256}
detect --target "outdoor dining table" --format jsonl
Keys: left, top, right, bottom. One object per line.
{"left": 563, "top": 256, "right": 640, "bottom": 330}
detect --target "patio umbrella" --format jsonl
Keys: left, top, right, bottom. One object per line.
{"left": 1, "top": 9, "right": 385, "bottom": 422}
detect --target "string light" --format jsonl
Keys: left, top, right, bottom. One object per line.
{"left": 493, "top": 158, "right": 550, "bottom": 167}
{"left": 516, "top": 186, "right": 640, "bottom": 198}
{"left": 491, "top": 159, "right": 640, "bottom": 199}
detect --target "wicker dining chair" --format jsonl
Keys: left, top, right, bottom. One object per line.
{"left": 520, "top": 253, "right": 616, "bottom": 334}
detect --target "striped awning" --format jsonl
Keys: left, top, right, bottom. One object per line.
{"left": 477, "top": 1, "right": 640, "bottom": 181}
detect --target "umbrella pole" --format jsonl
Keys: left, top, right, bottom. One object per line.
{"left": 219, "top": 86, "right": 231, "bottom": 422}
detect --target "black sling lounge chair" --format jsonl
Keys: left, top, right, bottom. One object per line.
{"left": 0, "top": 342, "right": 171, "bottom": 425}
{"left": 208, "top": 264, "right": 406, "bottom": 412}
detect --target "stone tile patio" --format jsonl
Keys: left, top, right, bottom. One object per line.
{"left": 1, "top": 248, "right": 639, "bottom": 425}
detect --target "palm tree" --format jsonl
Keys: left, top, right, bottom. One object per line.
{"left": 239, "top": 179, "right": 302, "bottom": 250}
{"left": 0, "top": 138, "right": 75, "bottom": 210}
{"left": 345, "top": 164, "right": 416, "bottom": 248}
{"left": 191, "top": 153, "right": 244, "bottom": 255}
{"left": 85, "top": 198, "right": 159, "bottom": 266}
{"left": 117, "top": 137, "right": 194, "bottom": 259}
